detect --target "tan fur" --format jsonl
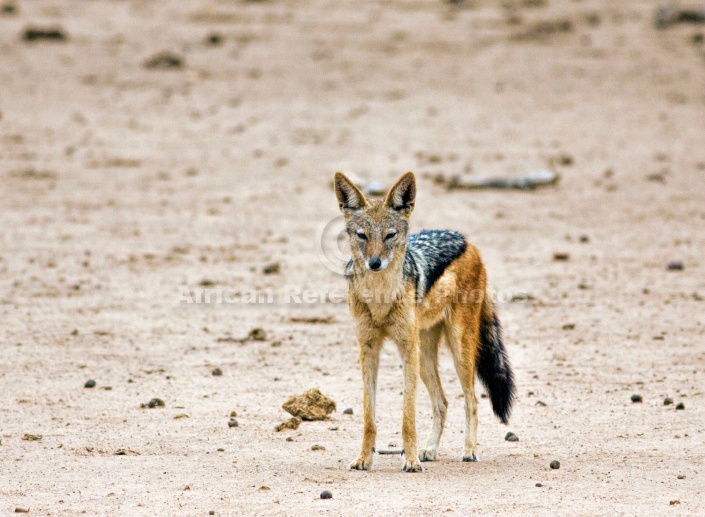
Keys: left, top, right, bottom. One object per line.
{"left": 335, "top": 172, "right": 488, "bottom": 472}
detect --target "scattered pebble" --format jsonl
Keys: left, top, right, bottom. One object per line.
{"left": 670, "top": 500, "right": 681, "bottom": 506}
{"left": 329, "top": 426, "right": 338, "bottom": 431}
{"left": 553, "top": 252, "right": 570, "bottom": 261}
{"left": 205, "top": 33, "right": 223, "bottom": 46}
{"left": 2, "top": 3, "right": 17, "bottom": 15}
{"left": 212, "top": 368, "right": 223, "bottom": 376}
{"left": 114, "top": 448, "right": 140, "bottom": 456}
{"left": 209, "top": 511, "right": 215, "bottom": 516}
{"left": 550, "top": 460, "right": 560, "bottom": 470}
{"left": 631, "top": 394, "right": 643, "bottom": 403}
{"left": 663, "top": 397, "right": 673, "bottom": 406}
{"left": 677, "top": 475, "right": 686, "bottom": 479}
{"left": 173, "top": 414, "right": 189, "bottom": 419}
{"left": 263, "top": 262, "right": 280, "bottom": 275}
{"left": 84, "top": 379, "right": 96, "bottom": 388}
{"left": 320, "top": 490, "right": 333, "bottom": 500}
{"left": 143, "top": 51, "right": 184, "bottom": 70}
{"left": 535, "top": 400, "right": 547, "bottom": 407}
{"left": 676, "top": 402, "right": 685, "bottom": 410}
{"left": 311, "top": 444, "right": 326, "bottom": 451}
{"left": 535, "top": 483, "right": 543, "bottom": 487}
{"left": 275, "top": 416, "right": 302, "bottom": 432}
{"left": 562, "top": 323, "right": 576, "bottom": 331}
{"left": 22, "top": 26, "right": 67, "bottom": 42}
{"left": 144, "top": 398, "right": 165, "bottom": 408}
{"left": 14, "top": 508, "right": 29, "bottom": 514}
{"left": 286, "top": 436, "right": 294, "bottom": 442}
{"left": 343, "top": 408, "right": 353, "bottom": 415}
{"left": 667, "top": 261, "right": 684, "bottom": 271}
{"left": 228, "top": 419, "right": 239, "bottom": 428}
{"left": 558, "top": 154, "right": 574, "bottom": 166}
{"left": 505, "top": 432, "right": 519, "bottom": 442}
{"left": 249, "top": 328, "right": 266, "bottom": 341}
{"left": 579, "top": 235, "right": 590, "bottom": 243}
{"left": 23, "top": 434, "right": 42, "bottom": 441}
{"left": 230, "top": 410, "right": 238, "bottom": 417}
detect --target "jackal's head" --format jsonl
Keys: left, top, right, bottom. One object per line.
{"left": 334, "top": 172, "right": 416, "bottom": 273}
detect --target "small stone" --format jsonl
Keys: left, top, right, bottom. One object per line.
{"left": 550, "top": 460, "right": 560, "bottom": 470}
{"left": 329, "top": 426, "right": 338, "bottom": 431}
{"left": 206, "top": 33, "right": 223, "bottom": 46}
{"left": 249, "top": 328, "right": 266, "bottom": 341}
{"left": 209, "top": 511, "right": 215, "bottom": 515}
{"left": 343, "top": 408, "right": 353, "bottom": 415}
{"left": 14, "top": 508, "right": 29, "bottom": 514}
{"left": 676, "top": 402, "right": 685, "bottom": 410}
{"left": 2, "top": 3, "right": 17, "bottom": 15}
{"left": 559, "top": 154, "right": 574, "bottom": 166}
{"left": 677, "top": 475, "right": 686, "bottom": 479}
{"left": 230, "top": 410, "right": 238, "bottom": 417}
{"left": 263, "top": 262, "right": 280, "bottom": 275}
{"left": 553, "top": 252, "right": 570, "bottom": 261}
{"left": 311, "top": 444, "right": 326, "bottom": 451}
{"left": 147, "top": 398, "right": 165, "bottom": 408}
{"left": 562, "top": 323, "right": 576, "bottom": 331}
{"left": 22, "top": 434, "right": 42, "bottom": 441}
{"left": 505, "top": 432, "right": 519, "bottom": 442}
{"left": 535, "top": 483, "right": 543, "bottom": 487}
{"left": 663, "top": 397, "right": 673, "bottom": 406}
{"left": 320, "top": 490, "right": 333, "bottom": 499}
{"left": 286, "top": 436, "right": 294, "bottom": 442}
{"left": 228, "top": 419, "right": 239, "bottom": 428}
{"left": 535, "top": 400, "right": 547, "bottom": 407}
{"left": 144, "top": 51, "right": 184, "bottom": 70}
{"left": 173, "top": 414, "right": 189, "bottom": 419}
{"left": 670, "top": 500, "right": 681, "bottom": 506}
{"left": 631, "top": 394, "right": 643, "bottom": 403}
{"left": 84, "top": 379, "right": 96, "bottom": 388}
{"left": 275, "top": 416, "right": 302, "bottom": 432}
{"left": 579, "top": 235, "right": 590, "bottom": 243}
{"left": 212, "top": 368, "right": 223, "bottom": 376}
{"left": 667, "top": 261, "right": 684, "bottom": 271}
{"left": 22, "top": 26, "right": 67, "bottom": 42}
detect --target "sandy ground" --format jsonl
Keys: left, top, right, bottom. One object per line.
{"left": 1, "top": 0, "right": 705, "bottom": 515}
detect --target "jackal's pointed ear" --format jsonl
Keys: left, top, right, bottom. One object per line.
{"left": 385, "top": 172, "right": 416, "bottom": 216}
{"left": 334, "top": 172, "right": 368, "bottom": 213}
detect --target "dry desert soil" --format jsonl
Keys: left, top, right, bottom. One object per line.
{"left": 1, "top": 0, "right": 704, "bottom": 515}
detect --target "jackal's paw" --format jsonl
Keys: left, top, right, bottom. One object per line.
{"left": 401, "top": 457, "right": 423, "bottom": 472}
{"left": 418, "top": 448, "right": 438, "bottom": 462}
{"left": 461, "top": 452, "right": 480, "bottom": 462}
{"left": 349, "top": 455, "right": 373, "bottom": 471}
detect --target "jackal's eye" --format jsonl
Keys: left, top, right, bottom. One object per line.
{"left": 385, "top": 230, "right": 397, "bottom": 240}
{"left": 355, "top": 230, "right": 368, "bottom": 240}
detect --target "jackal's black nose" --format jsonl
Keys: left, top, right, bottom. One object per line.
{"left": 368, "top": 257, "right": 382, "bottom": 271}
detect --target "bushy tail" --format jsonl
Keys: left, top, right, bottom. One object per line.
{"left": 477, "top": 298, "right": 515, "bottom": 424}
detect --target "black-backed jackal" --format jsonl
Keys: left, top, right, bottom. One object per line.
{"left": 334, "top": 171, "right": 515, "bottom": 472}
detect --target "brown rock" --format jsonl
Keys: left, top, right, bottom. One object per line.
{"left": 282, "top": 388, "right": 336, "bottom": 421}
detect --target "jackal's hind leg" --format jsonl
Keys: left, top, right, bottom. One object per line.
{"left": 418, "top": 323, "right": 447, "bottom": 462}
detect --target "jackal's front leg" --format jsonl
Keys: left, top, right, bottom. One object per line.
{"left": 350, "top": 338, "right": 381, "bottom": 471}
{"left": 397, "top": 334, "right": 422, "bottom": 472}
